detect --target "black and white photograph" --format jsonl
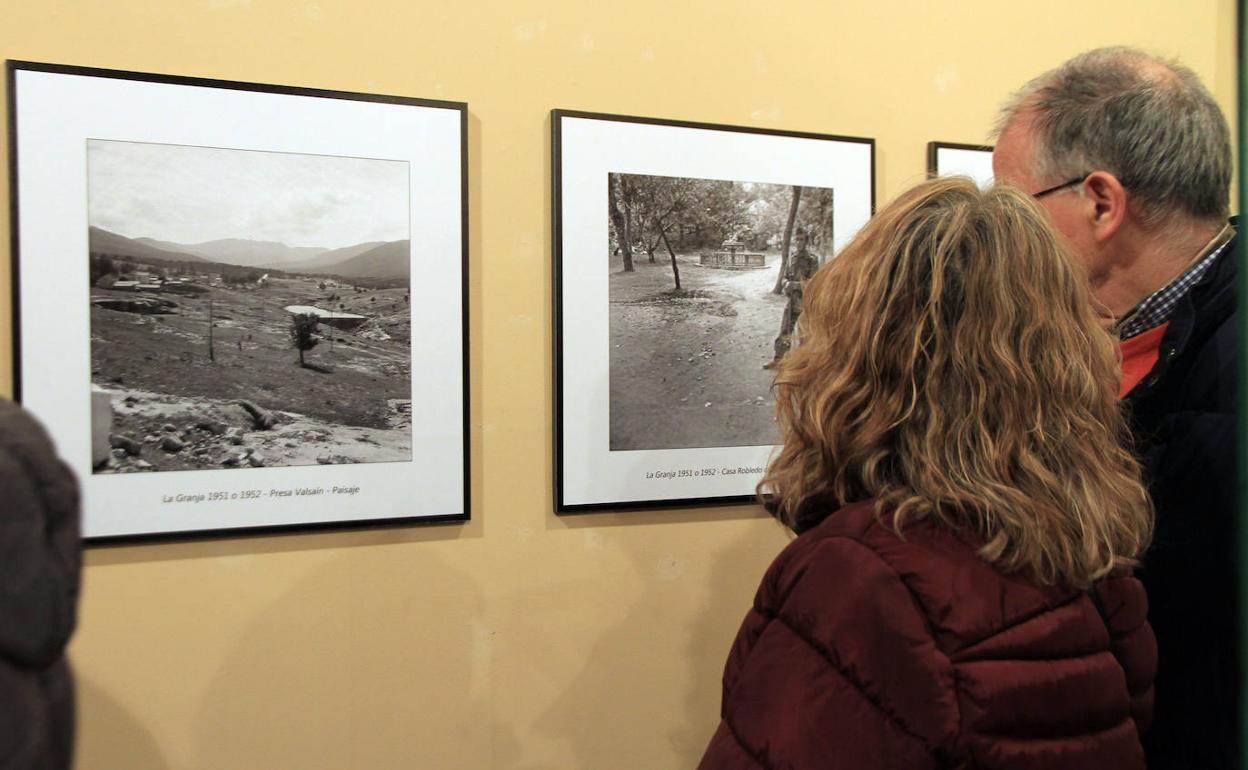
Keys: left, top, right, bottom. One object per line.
{"left": 927, "top": 141, "right": 994, "bottom": 186}
{"left": 88, "top": 140, "right": 413, "bottom": 474}
{"left": 607, "top": 173, "right": 835, "bottom": 451}
{"left": 10, "top": 61, "right": 468, "bottom": 539}
{"left": 555, "top": 110, "right": 874, "bottom": 511}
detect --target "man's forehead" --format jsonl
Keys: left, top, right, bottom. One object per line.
{"left": 996, "top": 112, "right": 1037, "bottom": 152}
{"left": 993, "top": 116, "right": 1040, "bottom": 183}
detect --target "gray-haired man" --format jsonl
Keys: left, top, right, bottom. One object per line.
{"left": 993, "top": 47, "right": 1237, "bottom": 769}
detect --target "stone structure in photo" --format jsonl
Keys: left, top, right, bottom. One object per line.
{"left": 699, "top": 238, "right": 766, "bottom": 270}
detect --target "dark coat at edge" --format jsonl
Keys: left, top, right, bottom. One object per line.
{"left": 1126, "top": 225, "right": 1240, "bottom": 769}
{"left": 0, "top": 400, "right": 82, "bottom": 770}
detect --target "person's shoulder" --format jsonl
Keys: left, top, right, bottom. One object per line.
{"left": 0, "top": 401, "right": 76, "bottom": 510}
{"left": 792, "top": 499, "right": 962, "bottom": 571}
{"left": 757, "top": 500, "right": 895, "bottom": 603}
{"left": 796, "top": 501, "right": 1082, "bottom": 653}
{"left": 748, "top": 500, "right": 962, "bottom": 753}
{"left": 0, "top": 399, "right": 59, "bottom": 459}
{"left": 769, "top": 498, "right": 879, "bottom": 558}
{"left": 759, "top": 500, "right": 921, "bottom": 615}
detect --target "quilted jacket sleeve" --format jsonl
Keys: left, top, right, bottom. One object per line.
{"left": 698, "top": 535, "right": 957, "bottom": 769}
{"left": 1093, "top": 571, "right": 1157, "bottom": 736}
{"left": 0, "top": 401, "right": 82, "bottom": 670}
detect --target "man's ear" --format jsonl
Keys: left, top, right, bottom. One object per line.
{"left": 1082, "top": 171, "right": 1128, "bottom": 242}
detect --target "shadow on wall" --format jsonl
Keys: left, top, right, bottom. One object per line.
{"left": 82, "top": 512, "right": 484, "bottom": 569}
{"left": 675, "top": 520, "right": 789, "bottom": 757}
{"left": 502, "top": 518, "right": 785, "bottom": 769}
{"left": 187, "top": 548, "right": 505, "bottom": 770}
{"left": 76, "top": 675, "right": 169, "bottom": 770}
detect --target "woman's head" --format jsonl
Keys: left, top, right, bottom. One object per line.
{"left": 761, "top": 176, "right": 1150, "bottom": 588}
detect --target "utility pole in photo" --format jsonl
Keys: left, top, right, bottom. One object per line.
{"left": 207, "top": 297, "right": 215, "bottom": 362}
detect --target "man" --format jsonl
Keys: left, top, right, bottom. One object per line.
{"left": 993, "top": 47, "right": 1237, "bottom": 768}
{"left": 765, "top": 229, "right": 819, "bottom": 369}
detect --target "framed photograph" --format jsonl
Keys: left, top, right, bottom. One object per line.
{"left": 8, "top": 61, "right": 469, "bottom": 540}
{"left": 927, "top": 141, "right": 994, "bottom": 186}
{"left": 553, "top": 110, "right": 874, "bottom": 512}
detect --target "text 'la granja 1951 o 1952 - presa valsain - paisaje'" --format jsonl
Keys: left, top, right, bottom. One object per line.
{"left": 161, "top": 485, "right": 362, "bottom": 504}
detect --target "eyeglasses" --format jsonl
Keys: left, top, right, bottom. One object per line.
{"left": 1031, "top": 175, "right": 1088, "bottom": 199}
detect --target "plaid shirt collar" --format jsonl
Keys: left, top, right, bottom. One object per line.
{"left": 1116, "top": 229, "right": 1234, "bottom": 340}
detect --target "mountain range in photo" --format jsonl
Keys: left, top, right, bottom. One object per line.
{"left": 88, "top": 226, "right": 411, "bottom": 280}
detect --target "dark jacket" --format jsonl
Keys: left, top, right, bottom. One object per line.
{"left": 0, "top": 402, "right": 81, "bottom": 770}
{"left": 698, "top": 499, "right": 1155, "bottom": 770}
{"left": 1126, "top": 226, "right": 1239, "bottom": 769}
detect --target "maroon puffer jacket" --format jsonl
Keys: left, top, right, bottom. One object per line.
{"left": 699, "top": 499, "right": 1155, "bottom": 770}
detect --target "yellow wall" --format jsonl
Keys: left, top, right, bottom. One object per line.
{"left": 0, "top": 2, "right": 1237, "bottom": 768}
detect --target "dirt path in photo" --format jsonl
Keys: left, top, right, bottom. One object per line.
{"left": 608, "top": 253, "right": 786, "bottom": 451}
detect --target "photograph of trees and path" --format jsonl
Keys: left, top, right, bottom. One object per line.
{"left": 607, "top": 172, "right": 835, "bottom": 451}
{"left": 87, "top": 139, "right": 413, "bottom": 474}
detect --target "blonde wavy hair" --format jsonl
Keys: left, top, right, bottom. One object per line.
{"left": 761, "top": 176, "right": 1151, "bottom": 588}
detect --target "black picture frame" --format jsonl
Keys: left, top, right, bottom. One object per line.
{"left": 8, "top": 60, "right": 470, "bottom": 542}
{"left": 553, "top": 109, "right": 875, "bottom": 513}
{"left": 926, "top": 140, "right": 994, "bottom": 183}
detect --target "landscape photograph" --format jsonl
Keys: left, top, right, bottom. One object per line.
{"left": 607, "top": 172, "right": 835, "bottom": 451}
{"left": 88, "top": 139, "right": 413, "bottom": 474}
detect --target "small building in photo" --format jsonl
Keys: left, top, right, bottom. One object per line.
{"left": 283, "top": 304, "right": 369, "bottom": 331}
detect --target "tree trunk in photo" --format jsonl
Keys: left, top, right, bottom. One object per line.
{"left": 646, "top": 223, "right": 660, "bottom": 264}
{"left": 812, "top": 193, "right": 827, "bottom": 262}
{"left": 660, "top": 225, "right": 681, "bottom": 291}
{"left": 609, "top": 176, "right": 634, "bottom": 272}
{"left": 298, "top": 348, "right": 305, "bottom": 367}
{"left": 773, "top": 185, "right": 802, "bottom": 294}
{"left": 821, "top": 189, "right": 835, "bottom": 266}
{"left": 608, "top": 176, "right": 625, "bottom": 246}
{"left": 622, "top": 205, "right": 635, "bottom": 272}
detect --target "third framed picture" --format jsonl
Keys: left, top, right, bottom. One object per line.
{"left": 927, "top": 141, "right": 994, "bottom": 186}
{"left": 553, "top": 110, "right": 874, "bottom": 512}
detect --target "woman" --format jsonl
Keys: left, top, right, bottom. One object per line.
{"left": 698, "top": 178, "right": 1156, "bottom": 769}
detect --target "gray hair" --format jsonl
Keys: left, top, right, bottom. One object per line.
{"left": 995, "top": 47, "right": 1231, "bottom": 226}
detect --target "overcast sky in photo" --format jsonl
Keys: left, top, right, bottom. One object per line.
{"left": 87, "top": 140, "right": 409, "bottom": 249}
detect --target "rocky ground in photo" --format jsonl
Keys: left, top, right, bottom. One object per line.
{"left": 99, "top": 387, "right": 411, "bottom": 473}
{"left": 608, "top": 253, "right": 786, "bottom": 451}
